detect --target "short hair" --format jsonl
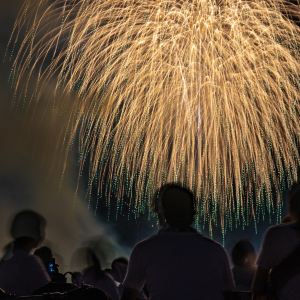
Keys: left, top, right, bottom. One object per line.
{"left": 10, "top": 210, "right": 46, "bottom": 243}
{"left": 288, "top": 183, "right": 300, "bottom": 219}
{"left": 112, "top": 257, "right": 128, "bottom": 269}
{"left": 231, "top": 239, "right": 256, "bottom": 266}
{"left": 153, "top": 183, "right": 196, "bottom": 228}
{"left": 34, "top": 246, "right": 53, "bottom": 262}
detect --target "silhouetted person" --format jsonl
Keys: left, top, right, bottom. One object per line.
{"left": 82, "top": 248, "right": 119, "bottom": 300}
{"left": 0, "top": 210, "right": 50, "bottom": 296}
{"left": 111, "top": 257, "right": 137, "bottom": 299}
{"left": 121, "top": 183, "right": 235, "bottom": 300}
{"left": 231, "top": 240, "right": 256, "bottom": 290}
{"left": 34, "top": 246, "right": 77, "bottom": 294}
{"left": 34, "top": 246, "right": 64, "bottom": 281}
{"left": 111, "top": 257, "right": 128, "bottom": 286}
{"left": 253, "top": 183, "right": 300, "bottom": 300}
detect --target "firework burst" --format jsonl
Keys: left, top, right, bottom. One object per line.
{"left": 10, "top": 0, "right": 300, "bottom": 231}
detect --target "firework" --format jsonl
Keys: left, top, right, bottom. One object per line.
{"left": 10, "top": 0, "right": 300, "bottom": 231}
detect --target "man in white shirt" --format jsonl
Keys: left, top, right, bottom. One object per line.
{"left": 0, "top": 210, "right": 50, "bottom": 296}
{"left": 122, "top": 183, "right": 235, "bottom": 300}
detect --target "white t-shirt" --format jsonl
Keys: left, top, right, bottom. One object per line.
{"left": 257, "top": 223, "right": 300, "bottom": 299}
{"left": 0, "top": 250, "right": 50, "bottom": 296}
{"left": 123, "top": 228, "right": 234, "bottom": 300}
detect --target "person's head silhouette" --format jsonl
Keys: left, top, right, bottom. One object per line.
{"left": 10, "top": 210, "right": 46, "bottom": 252}
{"left": 231, "top": 239, "right": 256, "bottom": 268}
{"left": 153, "top": 183, "right": 196, "bottom": 229}
{"left": 288, "top": 183, "right": 300, "bottom": 222}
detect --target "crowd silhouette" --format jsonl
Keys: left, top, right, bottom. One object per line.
{"left": 0, "top": 183, "right": 300, "bottom": 300}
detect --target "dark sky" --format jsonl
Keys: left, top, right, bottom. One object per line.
{"left": 0, "top": 0, "right": 291, "bottom": 254}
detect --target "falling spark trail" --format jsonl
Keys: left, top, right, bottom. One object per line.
{"left": 10, "top": 0, "right": 300, "bottom": 232}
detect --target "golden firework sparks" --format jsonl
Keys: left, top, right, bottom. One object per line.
{"left": 10, "top": 0, "right": 300, "bottom": 232}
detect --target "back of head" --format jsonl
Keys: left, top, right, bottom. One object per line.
{"left": 288, "top": 183, "right": 300, "bottom": 221}
{"left": 82, "top": 247, "right": 105, "bottom": 279}
{"left": 34, "top": 246, "right": 53, "bottom": 266}
{"left": 34, "top": 246, "right": 53, "bottom": 260}
{"left": 10, "top": 210, "right": 46, "bottom": 244}
{"left": 111, "top": 257, "right": 128, "bottom": 271}
{"left": 231, "top": 239, "right": 256, "bottom": 267}
{"left": 154, "top": 183, "right": 195, "bottom": 229}
{"left": 82, "top": 248, "right": 101, "bottom": 270}
{"left": 111, "top": 257, "right": 128, "bottom": 282}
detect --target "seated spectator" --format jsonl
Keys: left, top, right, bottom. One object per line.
{"left": 111, "top": 257, "right": 137, "bottom": 299}
{"left": 231, "top": 240, "right": 256, "bottom": 290}
{"left": 34, "top": 247, "right": 76, "bottom": 295}
{"left": 122, "top": 183, "right": 235, "bottom": 300}
{"left": 253, "top": 183, "right": 300, "bottom": 300}
{"left": 34, "top": 246, "right": 65, "bottom": 283}
{"left": 111, "top": 257, "right": 128, "bottom": 286}
{"left": 0, "top": 210, "right": 50, "bottom": 296}
{"left": 82, "top": 248, "right": 119, "bottom": 300}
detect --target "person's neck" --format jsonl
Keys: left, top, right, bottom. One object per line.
{"left": 13, "top": 245, "right": 34, "bottom": 254}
